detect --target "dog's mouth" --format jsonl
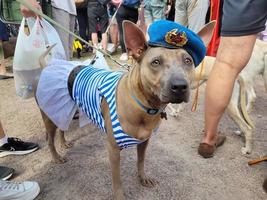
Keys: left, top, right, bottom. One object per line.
{"left": 160, "top": 92, "right": 189, "bottom": 104}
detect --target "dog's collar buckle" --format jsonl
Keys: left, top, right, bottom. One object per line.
{"left": 131, "top": 94, "right": 167, "bottom": 117}
{"left": 147, "top": 109, "right": 159, "bottom": 115}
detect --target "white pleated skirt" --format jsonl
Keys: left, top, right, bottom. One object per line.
{"left": 36, "top": 59, "right": 91, "bottom": 131}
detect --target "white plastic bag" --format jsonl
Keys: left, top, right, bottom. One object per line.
{"left": 13, "top": 17, "right": 65, "bottom": 99}
{"left": 27, "top": 18, "right": 66, "bottom": 59}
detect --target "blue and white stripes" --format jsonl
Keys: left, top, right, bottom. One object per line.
{"left": 73, "top": 66, "right": 144, "bottom": 149}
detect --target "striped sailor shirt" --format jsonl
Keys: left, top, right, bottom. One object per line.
{"left": 72, "top": 66, "right": 145, "bottom": 149}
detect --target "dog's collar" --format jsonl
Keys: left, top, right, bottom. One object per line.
{"left": 131, "top": 94, "right": 166, "bottom": 115}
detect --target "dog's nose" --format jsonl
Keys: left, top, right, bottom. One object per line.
{"left": 171, "top": 79, "right": 188, "bottom": 93}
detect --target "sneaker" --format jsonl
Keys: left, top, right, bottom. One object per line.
{"left": 0, "top": 138, "right": 39, "bottom": 158}
{"left": 119, "top": 53, "right": 128, "bottom": 61}
{"left": 0, "top": 180, "right": 40, "bottom": 200}
{"left": 107, "top": 43, "right": 116, "bottom": 54}
{"left": 0, "top": 166, "right": 14, "bottom": 180}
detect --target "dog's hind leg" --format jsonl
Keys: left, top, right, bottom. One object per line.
{"left": 59, "top": 130, "right": 73, "bottom": 149}
{"left": 227, "top": 102, "right": 253, "bottom": 154}
{"left": 246, "top": 85, "right": 256, "bottom": 112}
{"left": 137, "top": 139, "right": 158, "bottom": 187}
{"left": 40, "top": 110, "right": 66, "bottom": 163}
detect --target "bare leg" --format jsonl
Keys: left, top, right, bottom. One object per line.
{"left": 101, "top": 33, "right": 108, "bottom": 51}
{"left": 137, "top": 140, "right": 158, "bottom": 187}
{"left": 91, "top": 33, "right": 98, "bottom": 49}
{"left": 107, "top": 142, "right": 124, "bottom": 200}
{"left": 110, "top": 23, "right": 118, "bottom": 47}
{"left": 201, "top": 35, "right": 257, "bottom": 147}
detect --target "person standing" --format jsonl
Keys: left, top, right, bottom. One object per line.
{"left": 87, "top": 0, "right": 109, "bottom": 52}
{"left": 143, "top": 0, "right": 167, "bottom": 28}
{"left": 51, "top": 0, "right": 76, "bottom": 60}
{"left": 0, "top": 1, "right": 43, "bottom": 199}
{"left": 197, "top": 1, "right": 267, "bottom": 158}
{"left": 116, "top": 0, "right": 140, "bottom": 61}
{"left": 175, "top": 0, "right": 209, "bottom": 33}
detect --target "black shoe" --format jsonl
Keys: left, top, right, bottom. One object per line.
{"left": 0, "top": 137, "right": 39, "bottom": 158}
{"left": 0, "top": 166, "right": 14, "bottom": 180}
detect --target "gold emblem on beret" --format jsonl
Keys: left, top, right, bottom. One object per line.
{"left": 165, "top": 29, "right": 188, "bottom": 47}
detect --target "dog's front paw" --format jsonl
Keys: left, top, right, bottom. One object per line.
{"left": 53, "top": 155, "right": 67, "bottom": 164}
{"left": 169, "top": 111, "right": 179, "bottom": 117}
{"left": 114, "top": 189, "right": 125, "bottom": 200}
{"left": 241, "top": 147, "right": 252, "bottom": 155}
{"left": 61, "top": 141, "right": 73, "bottom": 149}
{"left": 138, "top": 175, "right": 158, "bottom": 188}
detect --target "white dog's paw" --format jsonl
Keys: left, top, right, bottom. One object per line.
{"left": 169, "top": 110, "right": 180, "bottom": 117}
{"left": 241, "top": 147, "right": 252, "bottom": 155}
{"left": 234, "top": 130, "right": 242, "bottom": 136}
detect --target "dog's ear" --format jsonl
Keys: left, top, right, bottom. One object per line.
{"left": 123, "top": 20, "right": 148, "bottom": 60}
{"left": 197, "top": 21, "right": 216, "bottom": 47}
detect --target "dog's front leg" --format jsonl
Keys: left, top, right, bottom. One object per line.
{"left": 137, "top": 139, "right": 158, "bottom": 187}
{"left": 59, "top": 130, "right": 73, "bottom": 149}
{"left": 107, "top": 142, "right": 125, "bottom": 200}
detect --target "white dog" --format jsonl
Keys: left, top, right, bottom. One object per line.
{"left": 169, "top": 39, "right": 267, "bottom": 154}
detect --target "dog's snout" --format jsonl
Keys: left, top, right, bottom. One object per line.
{"left": 171, "top": 79, "right": 188, "bottom": 93}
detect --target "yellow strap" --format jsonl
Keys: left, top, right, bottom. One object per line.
{"left": 191, "top": 60, "right": 205, "bottom": 112}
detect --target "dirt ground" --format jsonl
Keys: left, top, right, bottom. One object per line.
{"left": 0, "top": 57, "right": 267, "bottom": 200}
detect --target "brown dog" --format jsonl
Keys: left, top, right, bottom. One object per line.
{"left": 37, "top": 21, "right": 215, "bottom": 199}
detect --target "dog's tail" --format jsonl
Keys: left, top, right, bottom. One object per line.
{"left": 238, "top": 75, "right": 254, "bottom": 129}
{"left": 39, "top": 44, "right": 57, "bottom": 69}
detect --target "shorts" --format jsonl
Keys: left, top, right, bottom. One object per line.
{"left": 144, "top": 4, "right": 165, "bottom": 25}
{"left": 87, "top": 2, "right": 109, "bottom": 33}
{"left": 108, "top": 4, "right": 118, "bottom": 25}
{"left": 221, "top": 0, "right": 267, "bottom": 36}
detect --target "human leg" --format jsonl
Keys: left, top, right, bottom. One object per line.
{"left": 151, "top": 6, "right": 166, "bottom": 22}
{"left": 174, "top": 0, "right": 188, "bottom": 26}
{"left": 98, "top": 5, "right": 109, "bottom": 51}
{"left": 88, "top": 3, "right": 99, "bottom": 50}
{"left": 0, "top": 120, "right": 39, "bottom": 157}
{"left": 116, "top": 5, "right": 127, "bottom": 53}
{"left": 52, "top": 7, "right": 70, "bottom": 60}
{"left": 144, "top": 4, "right": 153, "bottom": 28}
{"left": 68, "top": 14, "right": 76, "bottom": 59}
{"left": 198, "top": 35, "right": 257, "bottom": 158}
{"left": 188, "top": 0, "right": 209, "bottom": 32}
{"left": 198, "top": 0, "right": 267, "bottom": 158}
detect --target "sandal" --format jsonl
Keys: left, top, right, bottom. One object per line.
{"left": 198, "top": 135, "right": 226, "bottom": 158}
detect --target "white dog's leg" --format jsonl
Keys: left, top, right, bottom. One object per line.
{"left": 246, "top": 84, "right": 256, "bottom": 112}
{"left": 168, "top": 104, "right": 184, "bottom": 117}
{"left": 227, "top": 101, "right": 254, "bottom": 154}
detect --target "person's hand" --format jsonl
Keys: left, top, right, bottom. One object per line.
{"left": 20, "top": 0, "right": 42, "bottom": 18}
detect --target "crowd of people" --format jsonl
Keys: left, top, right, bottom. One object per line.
{"left": 0, "top": 0, "right": 267, "bottom": 199}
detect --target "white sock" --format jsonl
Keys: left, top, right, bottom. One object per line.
{"left": 0, "top": 136, "right": 8, "bottom": 146}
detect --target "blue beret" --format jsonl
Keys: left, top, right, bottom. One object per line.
{"left": 147, "top": 20, "right": 206, "bottom": 67}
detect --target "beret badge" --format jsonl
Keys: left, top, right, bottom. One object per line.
{"left": 164, "top": 29, "right": 188, "bottom": 47}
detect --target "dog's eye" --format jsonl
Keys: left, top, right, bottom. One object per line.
{"left": 151, "top": 59, "right": 160, "bottom": 67}
{"left": 184, "top": 57, "right": 193, "bottom": 65}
